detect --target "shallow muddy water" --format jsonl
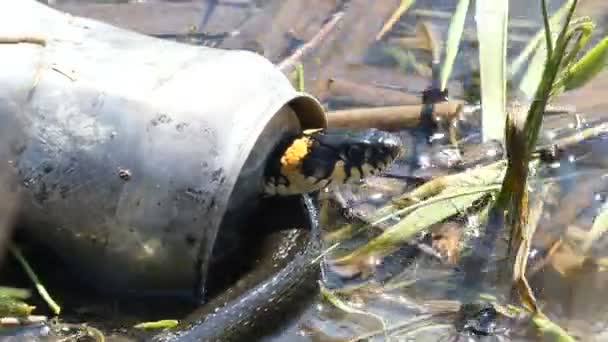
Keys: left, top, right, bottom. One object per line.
{"left": 4, "top": 0, "right": 608, "bottom": 341}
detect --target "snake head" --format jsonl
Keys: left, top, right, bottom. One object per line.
{"left": 264, "top": 128, "right": 403, "bottom": 196}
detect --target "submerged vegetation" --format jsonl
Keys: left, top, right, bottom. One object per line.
{"left": 316, "top": 0, "right": 608, "bottom": 340}
{"left": 2, "top": 0, "right": 608, "bottom": 341}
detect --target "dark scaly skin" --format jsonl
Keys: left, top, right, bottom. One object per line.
{"left": 153, "top": 194, "right": 321, "bottom": 342}
{"left": 264, "top": 128, "right": 403, "bottom": 196}
{"left": 153, "top": 129, "right": 402, "bottom": 342}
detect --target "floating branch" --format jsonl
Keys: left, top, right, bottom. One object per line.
{"left": 326, "top": 101, "right": 463, "bottom": 130}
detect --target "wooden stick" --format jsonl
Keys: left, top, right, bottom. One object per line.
{"left": 0, "top": 37, "right": 46, "bottom": 46}
{"left": 326, "top": 101, "right": 464, "bottom": 131}
{"left": 376, "top": 0, "right": 416, "bottom": 41}
{"left": 278, "top": 11, "right": 344, "bottom": 74}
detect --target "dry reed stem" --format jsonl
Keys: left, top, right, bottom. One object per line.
{"left": 278, "top": 12, "right": 344, "bottom": 74}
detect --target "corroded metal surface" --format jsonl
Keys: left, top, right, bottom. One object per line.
{"left": 1, "top": 0, "right": 325, "bottom": 298}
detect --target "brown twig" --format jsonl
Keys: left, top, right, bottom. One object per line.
{"left": 497, "top": 104, "right": 540, "bottom": 313}
{"left": 0, "top": 36, "right": 46, "bottom": 46}
{"left": 376, "top": 0, "right": 415, "bottom": 41}
{"left": 527, "top": 177, "right": 598, "bottom": 277}
{"left": 326, "top": 101, "right": 463, "bottom": 130}
{"left": 278, "top": 11, "right": 344, "bottom": 74}
{"left": 527, "top": 238, "right": 563, "bottom": 277}
{"left": 536, "top": 121, "right": 608, "bottom": 155}
{"left": 417, "top": 22, "right": 441, "bottom": 65}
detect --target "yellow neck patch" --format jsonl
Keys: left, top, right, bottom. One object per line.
{"left": 279, "top": 136, "right": 312, "bottom": 172}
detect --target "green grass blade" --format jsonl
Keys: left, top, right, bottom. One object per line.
{"left": 510, "top": 0, "right": 573, "bottom": 78}
{"left": 0, "top": 296, "right": 35, "bottom": 317}
{"left": 9, "top": 244, "right": 61, "bottom": 315}
{"left": 557, "top": 19, "right": 594, "bottom": 75}
{"left": 440, "top": 0, "right": 470, "bottom": 91}
{"left": 134, "top": 319, "right": 179, "bottom": 329}
{"left": 524, "top": 0, "right": 579, "bottom": 150}
{"left": 295, "top": 63, "right": 305, "bottom": 92}
{"left": 541, "top": 0, "right": 553, "bottom": 60}
{"left": 532, "top": 314, "right": 576, "bottom": 342}
{"left": 519, "top": 41, "right": 551, "bottom": 98}
{"left": 334, "top": 181, "right": 502, "bottom": 264}
{"left": 561, "top": 36, "right": 608, "bottom": 91}
{"left": 334, "top": 163, "right": 506, "bottom": 263}
{"left": 0, "top": 287, "right": 31, "bottom": 300}
{"left": 475, "top": 0, "right": 509, "bottom": 142}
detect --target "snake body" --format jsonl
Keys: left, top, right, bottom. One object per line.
{"left": 153, "top": 128, "right": 403, "bottom": 341}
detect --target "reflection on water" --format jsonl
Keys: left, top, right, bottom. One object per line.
{"left": 295, "top": 120, "right": 608, "bottom": 342}
{"left": 20, "top": 0, "right": 608, "bottom": 341}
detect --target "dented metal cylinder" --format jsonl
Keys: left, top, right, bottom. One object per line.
{"left": 0, "top": 0, "right": 326, "bottom": 298}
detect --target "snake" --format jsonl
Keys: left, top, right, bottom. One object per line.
{"left": 264, "top": 128, "right": 403, "bottom": 196}
{"left": 152, "top": 128, "right": 403, "bottom": 342}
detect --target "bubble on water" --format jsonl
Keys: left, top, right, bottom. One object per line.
{"left": 594, "top": 193, "right": 604, "bottom": 202}
{"left": 418, "top": 154, "right": 432, "bottom": 168}
{"left": 567, "top": 154, "right": 576, "bottom": 163}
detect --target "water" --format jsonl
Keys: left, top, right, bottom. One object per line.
{"left": 10, "top": 0, "right": 608, "bottom": 341}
